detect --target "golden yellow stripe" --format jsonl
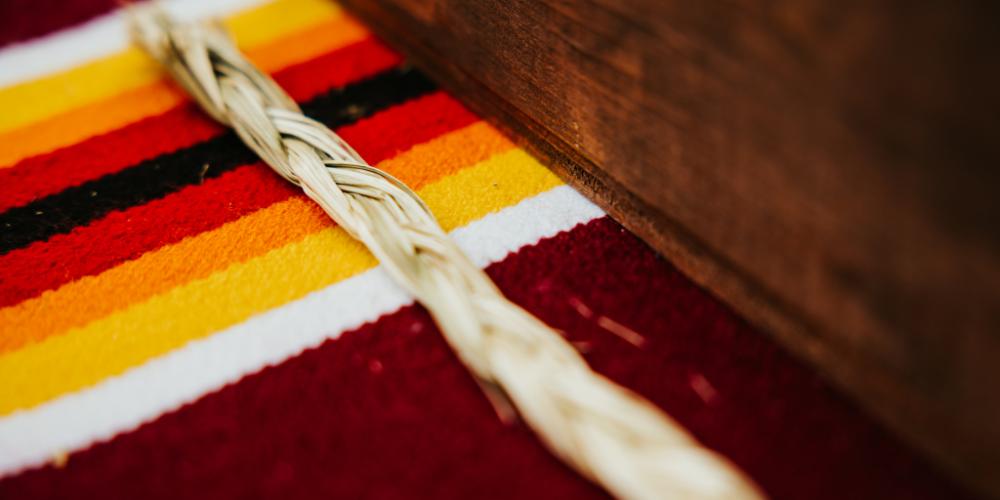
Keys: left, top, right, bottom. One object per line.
{"left": 0, "top": 149, "right": 561, "bottom": 415}
{"left": 0, "top": 0, "right": 340, "bottom": 136}
{"left": 0, "top": 14, "right": 368, "bottom": 168}
{"left": 0, "top": 122, "right": 514, "bottom": 352}
{"left": 247, "top": 14, "right": 367, "bottom": 71}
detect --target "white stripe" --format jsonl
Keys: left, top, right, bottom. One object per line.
{"left": 0, "top": 0, "right": 267, "bottom": 88}
{"left": 0, "top": 185, "right": 604, "bottom": 477}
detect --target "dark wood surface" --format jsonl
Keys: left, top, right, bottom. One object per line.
{"left": 337, "top": 0, "right": 1000, "bottom": 495}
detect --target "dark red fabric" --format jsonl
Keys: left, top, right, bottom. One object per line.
{"left": 0, "top": 0, "right": 120, "bottom": 48}
{"left": 0, "top": 218, "right": 968, "bottom": 500}
{"left": 0, "top": 92, "right": 476, "bottom": 309}
{"left": 0, "top": 38, "right": 401, "bottom": 211}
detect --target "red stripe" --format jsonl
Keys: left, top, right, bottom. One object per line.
{"left": 0, "top": 38, "right": 401, "bottom": 212}
{"left": 0, "top": 219, "right": 968, "bottom": 499}
{"left": 0, "top": 92, "right": 477, "bottom": 309}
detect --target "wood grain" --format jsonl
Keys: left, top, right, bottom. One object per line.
{"left": 337, "top": 0, "right": 1000, "bottom": 495}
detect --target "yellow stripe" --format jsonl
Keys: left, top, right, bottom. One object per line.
{"left": 0, "top": 122, "right": 513, "bottom": 351}
{"left": 0, "top": 149, "right": 561, "bottom": 414}
{"left": 0, "top": 0, "right": 340, "bottom": 135}
{"left": 0, "top": 14, "right": 368, "bottom": 168}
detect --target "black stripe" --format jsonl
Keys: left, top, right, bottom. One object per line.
{"left": 0, "top": 66, "right": 434, "bottom": 255}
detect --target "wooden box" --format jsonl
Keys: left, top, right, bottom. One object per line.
{"left": 338, "top": 0, "right": 1000, "bottom": 495}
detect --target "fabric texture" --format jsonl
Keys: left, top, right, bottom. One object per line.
{"left": 0, "top": 0, "right": 974, "bottom": 498}
{"left": 0, "top": 0, "right": 119, "bottom": 48}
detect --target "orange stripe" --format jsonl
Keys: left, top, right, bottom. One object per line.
{"left": 0, "top": 16, "right": 369, "bottom": 168}
{"left": 0, "top": 122, "right": 513, "bottom": 353}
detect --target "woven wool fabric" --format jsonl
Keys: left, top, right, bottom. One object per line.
{"left": 0, "top": 1, "right": 975, "bottom": 498}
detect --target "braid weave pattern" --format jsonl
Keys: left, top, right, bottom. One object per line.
{"left": 129, "top": 9, "right": 762, "bottom": 499}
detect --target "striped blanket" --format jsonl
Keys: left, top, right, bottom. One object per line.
{"left": 0, "top": 0, "right": 971, "bottom": 498}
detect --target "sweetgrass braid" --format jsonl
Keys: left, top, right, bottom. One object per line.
{"left": 127, "top": 7, "right": 762, "bottom": 499}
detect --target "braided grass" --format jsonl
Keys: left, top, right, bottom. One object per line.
{"left": 128, "top": 8, "right": 763, "bottom": 499}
